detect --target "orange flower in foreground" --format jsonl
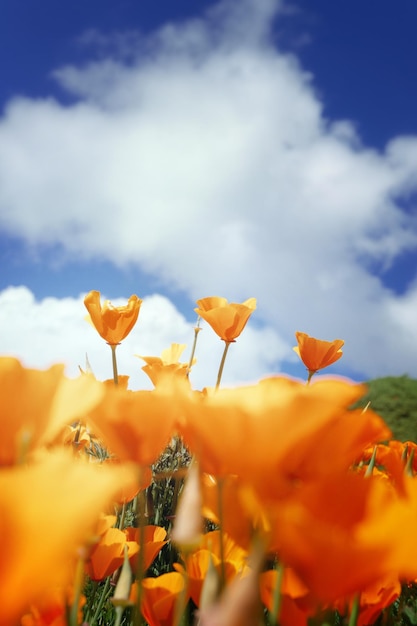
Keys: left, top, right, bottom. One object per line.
{"left": 87, "top": 382, "right": 182, "bottom": 465}
{"left": 0, "top": 450, "right": 137, "bottom": 625}
{"left": 266, "top": 471, "right": 413, "bottom": 602}
{"left": 0, "top": 357, "right": 104, "bottom": 466}
{"left": 84, "top": 290, "right": 142, "bottom": 345}
{"left": 177, "top": 377, "right": 389, "bottom": 499}
{"left": 195, "top": 297, "right": 256, "bottom": 342}
{"left": 293, "top": 332, "right": 344, "bottom": 376}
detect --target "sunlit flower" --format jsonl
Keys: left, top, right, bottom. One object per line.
{"left": 293, "top": 332, "right": 344, "bottom": 378}
{"left": 84, "top": 290, "right": 142, "bottom": 345}
{"left": 0, "top": 357, "right": 104, "bottom": 466}
{"left": 195, "top": 296, "right": 256, "bottom": 342}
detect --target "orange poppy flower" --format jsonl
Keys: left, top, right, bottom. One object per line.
{"left": 86, "top": 383, "right": 181, "bottom": 466}
{"left": 84, "top": 290, "right": 142, "bottom": 345}
{"left": 293, "top": 332, "right": 344, "bottom": 376}
{"left": 175, "top": 551, "right": 244, "bottom": 609}
{"left": 0, "top": 450, "right": 137, "bottom": 625}
{"left": 260, "top": 568, "right": 313, "bottom": 626}
{"left": 141, "top": 572, "right": 189, "bottom": 626}
{"left": 138, "top": 344, "right": 192, "bottom": 387}
{"left": 85, "top": 527, "right": 137, "bottom": 581}
{"left": 197, "top": 539, "right": 264, "bottom": 626}
{"left": 177, "top": 377, "right": 389, "bottom": 500}
{"left": 195, "top": 297, "right": 256, "bottom": 342}
{"left": 265, "top": 471, "right": 408, "bottom": 602}
{"left": 0, "top": 357, "right": 104, "bottom": 466}
{"left": 21, "top": 586, "right": 86, "bottom": 626}
{"left": 123, "top": 525, "right": 168, "bottom": 573}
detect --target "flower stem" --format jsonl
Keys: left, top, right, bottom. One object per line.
{"left": 109, "top": 343, "right": 119, "bottom": 386}
{"left": 89, "top": 577, "right": 112, "bottom": 626}
{"left": 306, "top": 369, "right": 316, "bottom": 385}
{"left": 187, "top": 317, "right": 202, "bottom": 377}
{"left": 134, "top": 470, "right": 146, "bottom": 626}
{"left": 215, "top": 341, "right": 232, "bottom": 390}
{"left": 69, "top": 553, "right": 85, "bottom": 626}
{"left": 217, "top": 478, "right": 226, "bottom": 591}
{"left": 348, "top": 593, "right": 360, "bottom": 626}
{"left": 269, "top": 560, "right": 284, "bottom": 625}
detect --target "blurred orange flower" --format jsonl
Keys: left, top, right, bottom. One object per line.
{"left": 293, "top": 332, "right": 344, "bottom": 376}
{"left": 266, "top": 471, "right": 408, "bottom": 602}
{"left": 84, "top": 290, "right": 142, "bottom": 345}
{"left": 87, "top": 383, "right": 181, "bottom": 466}
{"left": 0, "top": 357, "right": 104, "bottom": 466}
{"left": 260, "top": 568, "right": 313, "bottom": 626}
{"left": 195, "top": 297, "right": 256, "bottom": 342}
{"left": 0, "top": 450, "right": 137, "bottom": 625}
{"left": 178, "top": 377, "right": 389, "bottom": 500}
{"left": 21, "top": 587, "right": 86, "bottom": 626}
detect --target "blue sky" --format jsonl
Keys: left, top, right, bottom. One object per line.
{"left": 1, "top": 0, "right": 417, "bottom": 388}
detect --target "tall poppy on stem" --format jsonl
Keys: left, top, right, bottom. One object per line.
{"left": 84, "top": 290, "right": 142, "bottom": 385}
{"left": 195, "top": 297, "right": 256, "bottom": 388}
{"left": 293, "top": 331, "right": 344, "bottom": 383}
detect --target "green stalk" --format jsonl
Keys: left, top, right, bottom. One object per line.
{"left": 269, "top": 561, "right": 284, "bottom": 625}
{"left": 215, "top": 341, "right": 232, "bottom": 390}
{"left": 89, "top": 577, "right": 112, "bottom": 626}
{"left": 348, "top": 593, "right": 360, "bottom": 626}
{"left": 109, "top": 343, "right": 119, "bottom": 386}
{"left": 134, "top": 473, "right": 146, "bottom": 626}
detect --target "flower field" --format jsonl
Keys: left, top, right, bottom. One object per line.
{"left": 3, "top": 291, "right": 417, "bottom": 626}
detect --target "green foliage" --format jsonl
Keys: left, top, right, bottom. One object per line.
{"left": 354, "top": 375, "right": 417, "bottom": 443}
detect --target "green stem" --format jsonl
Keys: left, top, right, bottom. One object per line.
{"left": 109, "top": 343, "right": 119, "bottom": 386}
{"left": 134, "top": 473, "right": 146, "bottom": 626}
{"left": 348, "top": 593, "right": 360, "bottom": 626}
{"left": 306, "top": 369, "right": 316, "bottom": 385}
{"left": 269, "top": 561, "right": 284, "bottom": 625}
{"left": 89, "top": 577, "right": 112, "bottom": 626}
{"left": 215, "top": 341, "right": 232, "bottom": 390}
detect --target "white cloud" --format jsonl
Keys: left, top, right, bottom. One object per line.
{"left": 0, "top": 286, "right": 288, "bottom": 389}
{"left": 1, "top": 0, "right": 417, "bottom": 379}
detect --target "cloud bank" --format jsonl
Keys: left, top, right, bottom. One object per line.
{"left": 1, "top": 0, "right": 417, "bottom": 379}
